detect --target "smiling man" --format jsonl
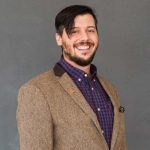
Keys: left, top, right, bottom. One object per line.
{"left": 17, "top": 5, "right": 127, "bottom": 150}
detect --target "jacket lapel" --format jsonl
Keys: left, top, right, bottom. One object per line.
{"left": 98, "top": 77, "right": 120, "bottom": 150}
{"left": 53, "top": 64, "right": 102, "bottom": 134}
{"left": 59, "top": 73, "right": 102, "bottom": 132}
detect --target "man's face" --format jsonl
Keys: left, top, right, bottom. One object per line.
{"left": 56, "top": 14, "right": 99, "bottom": 66}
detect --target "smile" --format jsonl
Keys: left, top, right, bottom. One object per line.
{"left": 76, "top": 45, "right": 90, "bottom": 50}
{"left": 74, "top": 41, "right": 94, "bottom": 51}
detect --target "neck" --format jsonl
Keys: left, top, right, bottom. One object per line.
{"left": 63, "top": 57, "right": 91, "bottom": 74}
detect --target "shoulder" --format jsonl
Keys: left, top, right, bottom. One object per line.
{"left": 98, "top": 75, "right": 117, "bottom": 90}
{"left": 97, "top": 75, "right": 123, "bottom": 107}
{"left": 18, "top": 70, "right": 57, "bottom": 94}
{"left": 97, "top": 75, "right": 119, "bottom": 99}
{"left": 28, "top": 70, "right": 54, "bottom": 85}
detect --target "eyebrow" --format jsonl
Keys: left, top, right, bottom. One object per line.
{"left": 87, "top": 26, "right": 96, "bottom": 28}
{"left": 71, "top": 26, "right": 96, "bottom": 29}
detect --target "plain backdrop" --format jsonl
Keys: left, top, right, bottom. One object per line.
{"left": 0, "top": 0, "right": 150, "bottom": 149}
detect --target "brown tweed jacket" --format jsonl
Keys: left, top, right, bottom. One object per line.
{"left": 16, "top": 64, "right": 127, "bottom": 150}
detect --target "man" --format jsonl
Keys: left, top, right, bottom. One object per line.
{"left": 17, "top": 5, "right": 127, "bottom": 150}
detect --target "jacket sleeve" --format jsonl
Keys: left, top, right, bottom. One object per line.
{"left": 16, "top": 84, "right": 53, "bottom": 150}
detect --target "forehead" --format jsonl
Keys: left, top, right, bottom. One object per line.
{"left": 73, "top": 14, "right": 96, "bottom": 27}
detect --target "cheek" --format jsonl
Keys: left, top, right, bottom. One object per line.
{"left": 94, "top": 35, "right": 99, "bottom": 42}
{"left": 95, "top": 39, "right": 99, "bottom": 45}
{"left": 62, "top": 41, "right": 75, "bottom": 53}
{"left": 93, "top": 38, "right": 99, "bottom": 47}
{"left": 63, "top": 38, "right": 74, "bottom": 46}
{"left": 91, "top": 33, "right": 99, "bottom": 42}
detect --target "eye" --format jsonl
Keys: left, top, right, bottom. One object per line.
{"left": 70, "top": 29, "right": 79, "bottom": 34}
{"left": 71, "top": 31, "right": 77, "bottom": 34}
{"left": 88, "top": 28, "right": 95, "bottom": 33}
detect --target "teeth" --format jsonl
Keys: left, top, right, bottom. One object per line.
{"left": 77, "top": 45, "right": 90, "bottom": 50}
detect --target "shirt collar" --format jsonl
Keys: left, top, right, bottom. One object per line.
{"left": 57, "top": 57, "right": 97, "bottom": 81}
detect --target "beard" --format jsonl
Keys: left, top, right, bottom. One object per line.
{"left": 63, "top": 49, "right": 97, "bottom": 66}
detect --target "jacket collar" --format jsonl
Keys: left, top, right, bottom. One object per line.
{"left": 53, "top": 63, "right": 65, "bottom": 77}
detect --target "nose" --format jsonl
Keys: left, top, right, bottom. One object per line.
{"left": 80, "top": 30, "right": 89, "bottom": 41}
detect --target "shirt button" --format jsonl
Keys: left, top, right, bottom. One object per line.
{"left": 78, "top": 78, "right": 81, "bottom": 82}
{"left": 84, "top": 74, "right": 88, "bottom": 77}
{"left": 102, "top": 130, "right": 104, "bottom": 134}
{"left": 93, "top": 79, "right": 96, "bottom": 82}
{"left": 91, "top": 87, "right": 94, "bottom": 91}
{"left": 97, "top": 108, "right": 101, "bottom": 111}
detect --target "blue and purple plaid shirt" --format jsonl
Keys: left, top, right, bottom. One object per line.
{"left": 58, "top": 58, "right": 114, "bottom": 149}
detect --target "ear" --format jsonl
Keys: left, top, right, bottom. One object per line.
{"left": 55, "top": 33, "right": 62, "bottom": 46}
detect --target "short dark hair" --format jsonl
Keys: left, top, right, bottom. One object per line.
{"left": 55, "top": 5, "right": 98, "bottom": 36}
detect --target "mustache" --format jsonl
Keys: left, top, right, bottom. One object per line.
{"left": 73, "top": 40, "right": 94, "bottom": 47}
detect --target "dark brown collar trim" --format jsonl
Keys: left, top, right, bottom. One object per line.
{"left": 53, "top": 63, "right": 66, "bottom": 77}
